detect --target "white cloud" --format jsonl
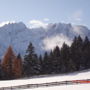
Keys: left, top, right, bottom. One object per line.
{"left": 72, "top": 10, "right": 83, "bottom": 22}
{"left": 43, "top": 35, "right": 72, "bottom": 51}
{"left": 0, "top": 21, "right": 15, "bottom": 27}
{"left": 29, "top": 20, "right": 48, "bottom": 28}
{"left": 43, "top": 18, "right": 49, "bottom": 22}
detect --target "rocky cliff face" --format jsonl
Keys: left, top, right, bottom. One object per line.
{"left": 0, "top": 22, "right": 90, "bottom": 57}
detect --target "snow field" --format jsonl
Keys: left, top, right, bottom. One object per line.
{"left": 0, "top": 70, "right": 90, "bottom": 88}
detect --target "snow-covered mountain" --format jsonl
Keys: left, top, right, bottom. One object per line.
{"left": 0, "top": 22, "right": 90, "bottom": 57}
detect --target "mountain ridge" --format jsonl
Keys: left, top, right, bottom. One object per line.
{"left": 0, "top": 22, "right": 90, "bottom": 57}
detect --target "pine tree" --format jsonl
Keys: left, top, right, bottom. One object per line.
{"left": 0, "top": 60, "right": 2, "bottom": 79}
{"left": 70, "top": 36, "right": 83, "bottom": 71}
{"left": 42, "top": 52, "right": 50, "bottom": 74}
{"left": 51, "top": 46, "right": 61, "bottom": 73}
{"left": 2, "top": 46, "right": 16, "bottom": 79}
{"left": 13, "top": 54, "right": 22, "bottom": 78}
{"left": 38, "top": 55, "right": 43, "bottom": 74}
{"left": 48, "top": 50, "right": 55, "bottom": 73}
{"left": 24, "top": 42, "right": 39, "bottom": 76}
{"left": 60, "top": 43, "right": 74, "bottom": 72}
{"left": 82, "top": 36, "right": 90, "bottom": 69}
{"left": 39, "top": 55, "right": 43, "bottom": 65}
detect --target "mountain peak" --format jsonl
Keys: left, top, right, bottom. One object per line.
{"left": 0, "top": 22, "right": 90, "bottom": 57}
{"left": 0, "top": 21, "right": 27, "bottom": 33}
{"left": 0, "top": 21, "right": 15, "bottom": 27}
{"left": 0, "top": 21, "right": 26, "bottom": 29}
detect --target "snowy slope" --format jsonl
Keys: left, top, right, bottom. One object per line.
{"left": 0, "top": 22, "right": 90, "bottom": 57}
{"left": 0, "top": 69, "right": 90, "bottom": 88}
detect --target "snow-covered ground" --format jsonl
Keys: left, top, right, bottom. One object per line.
{"left": 0, "top": 70, "right": 90, "bottom": 89}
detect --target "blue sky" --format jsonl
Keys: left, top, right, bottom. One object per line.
{"left": 0, "top": 0, "right": 90, "bottom": 28}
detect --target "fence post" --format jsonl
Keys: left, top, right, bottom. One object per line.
{"left": 11, "top": 86, "right": 12, "bottom": 90}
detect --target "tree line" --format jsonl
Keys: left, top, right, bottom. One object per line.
{"left": 0, "top": 36, "right": 90, "bottom": 80}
